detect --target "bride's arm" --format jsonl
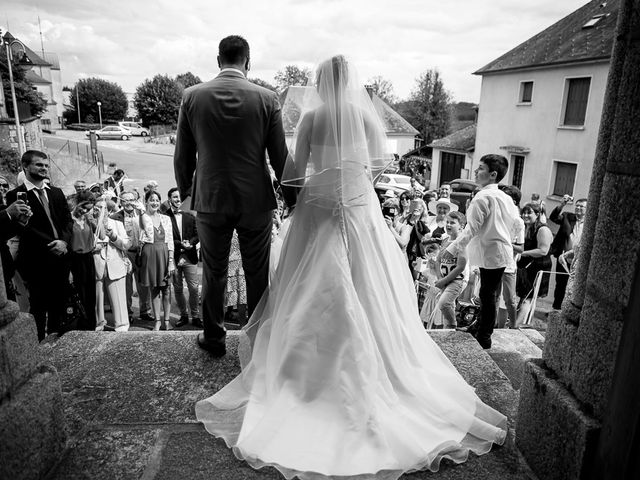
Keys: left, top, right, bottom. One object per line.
{"left": 363, "top": 112, "right": 390, "bottom": 182}
{"left": 293, "top": 112, "right": 313, "bottom": 182}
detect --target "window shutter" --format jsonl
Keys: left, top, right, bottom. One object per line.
{"left": 563, "top": 78, "right": 591, "bottom": 126}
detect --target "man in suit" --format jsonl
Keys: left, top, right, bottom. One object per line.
{"left": 549, "top": 195, "right": 587, "bottom": 309}
{"left": 174, "top": 35, "right": 295, "bottom": 356}
{"left": 0, "top": 199, "right": 32, "bottom": 301}
{"left": 165, "top": 187, "right": 201, "bottom": 328}
{"left": 6, "top": 150, "right": 73, "bottom": 340}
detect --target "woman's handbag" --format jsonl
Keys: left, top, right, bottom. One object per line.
{"left": 59, "top": 282, "right": 87, "bottom": 335}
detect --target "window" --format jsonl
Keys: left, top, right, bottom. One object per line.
{"left": 519, "top": 81, "right": 533, "bottom": 103}
{"left": 552, "top": 162, "right": 577, "bottom": 196}
{"left": 511, "top": 155, "right": 525, "bottom": 189}
{"left": 583, "top": 14, "right": 605, "bottom": 28}
{"left": 562, "top": 77, "right": 591, "bottom": 126}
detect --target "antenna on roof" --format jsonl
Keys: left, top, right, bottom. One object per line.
{"left": 38, "top": 14, "right": 45, "bottom": 57}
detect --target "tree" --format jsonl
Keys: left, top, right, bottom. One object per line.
{"left": 367, "top": 76, "right": 397, "bottom": 105}
{"left": 175, "top": 72, "right": 202, "bottom": 90}
{"left": 274, "top": 65, "right": 310, "bottom": 93}
{"left": 410, "top": 69, "right": 451, "bottom": 144}
{"left": 134, "top": 74, "right": 183, "bottom": 127}
{"left": 64, "top": 77, "right": 128, "bottom": 124}
{"left": 0, "top": 49, "right": 47, "bottom": 117}
{"left": 249, "top": 77, "right": 278, "bottom": 93}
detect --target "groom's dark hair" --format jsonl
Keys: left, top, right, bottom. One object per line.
{"left": 219, "top": 35, "right": 250, "bottom": 65}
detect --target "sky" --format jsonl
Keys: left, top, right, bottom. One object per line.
{"left": 2, "top": 0, "right": 589, "bottom": 103}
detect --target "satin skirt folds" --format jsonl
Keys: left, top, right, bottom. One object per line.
{"left": 196, "top": 186, "right": 507, "bottom": 480}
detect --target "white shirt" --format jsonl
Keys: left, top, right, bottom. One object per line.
{"left": 219, "top": 67, "right": 246, "bottom": 77}
{"left": 23, "top": 177, "right": 50, "bottom": 202}
{"left": 569, "top": 219, "right": 584, "bottom": 250}
{"left": 506, "top": 217, "right": 525, "bottom": 274}
{"left": 173, "top": 210, "right": 183, "bottom": 240}
{"left": 447, "top": 184, "right": 520, "bottom": 269}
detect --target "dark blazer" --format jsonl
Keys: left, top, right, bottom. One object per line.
{"left": 0, "top": 206, "right": 19, "bottom": 280}
{"left": 6, "top": 184, "right": 73, "bottom": 278}
{"left": 166, "top": 209, "right": 199, "bottom": 265}
{"left": 549, "top": 205, "right": 577, "bottom": 257}
{"left": 173, "top": 70, "right": 296, "bottom": 213}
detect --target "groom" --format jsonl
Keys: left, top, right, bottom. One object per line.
{"left": 174, "top": 35, "right": 295, "bottom": 356}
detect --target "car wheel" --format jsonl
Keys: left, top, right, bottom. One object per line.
{"left": 95, "top": 135, "right": 100, "bottom": 140}
{"left": 121, "top": 135, "right": 129, "bottom": 141}
{"left": 141, "top": 131, "right": 148, "bottom": 137}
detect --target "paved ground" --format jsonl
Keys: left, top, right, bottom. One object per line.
{"left": 42, "top": 329, "right": 540, "bottom": 480}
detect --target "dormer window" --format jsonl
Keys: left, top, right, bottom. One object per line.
{"left": 583, "top": 14, "right": 605, "bottom": 28}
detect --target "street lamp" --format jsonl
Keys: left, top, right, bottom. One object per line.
{"left": 1, "top": 32, "right": 30, "bottom": 155}
{"left": 97, "top": 101, "right": 103, "bottom": 129}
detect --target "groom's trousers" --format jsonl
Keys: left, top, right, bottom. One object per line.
{"left": 197, "top": 211, "right": 273, "bottom": 343}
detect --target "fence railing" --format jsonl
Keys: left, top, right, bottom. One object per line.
{"left": 43, "top": 139, "right": 105, "bottom": 190}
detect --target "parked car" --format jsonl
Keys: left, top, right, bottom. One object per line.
{"left": 118, "top": 121, "right": 150, "bottom": 136}
{"left": 449, "top": 178, "right": 480, "bottom": 213}
{"left": 85, "top": 126, "right": 132, "bottom": 140}
{"left": 375, "top": 174, "right": 425, "bottom": 193}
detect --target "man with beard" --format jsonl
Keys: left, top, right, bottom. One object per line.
{"left": 6, "top": 150, "right": 73, "bottom": 340}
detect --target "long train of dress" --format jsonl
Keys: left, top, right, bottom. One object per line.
{"left": 196, "top": 175, "right": 507, "bottom": 479}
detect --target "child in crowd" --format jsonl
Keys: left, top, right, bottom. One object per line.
{"left": 434, "top": 211, "right": 468, "bottom": 328}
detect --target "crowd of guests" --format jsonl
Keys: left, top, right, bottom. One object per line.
{"left": 0, "top": 150, "right": 256, "bottom": 340}
{"left": 0, "top": 150, "right": 587, "bottom": 342}
{"left": 377, "top": 168, "right": 586, "bottom": 332}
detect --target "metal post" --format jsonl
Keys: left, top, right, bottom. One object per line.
{"left": 97, "top": 101, "right": 102, "bottom": 129}
{"left": 76, "top": 86, "right": 81, "bottom": 123}
{"left": 6, "top": 42, "right": 25, "bottom": 155}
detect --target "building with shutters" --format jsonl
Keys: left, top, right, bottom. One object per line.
{"left": 473, "top": 0, "right": 618, "bottom": 209}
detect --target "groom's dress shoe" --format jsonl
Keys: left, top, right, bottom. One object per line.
{"left": 197, "top": 333, "right": 226, "bottom": 357}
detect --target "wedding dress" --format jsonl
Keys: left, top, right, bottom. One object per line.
{"left": 196, "top": 56, "right": 507, "bottom": 480}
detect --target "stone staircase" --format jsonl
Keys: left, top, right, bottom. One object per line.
{"left": 36, "top": 328, "right": 541, "bottom": 480}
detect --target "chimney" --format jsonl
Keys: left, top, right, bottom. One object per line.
{"left": 364, "top": 84, "right": 374, "bottom": 99}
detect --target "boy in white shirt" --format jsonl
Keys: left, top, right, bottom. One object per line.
{"left": 441, "top": 154, "right": 520, "bottom": 349}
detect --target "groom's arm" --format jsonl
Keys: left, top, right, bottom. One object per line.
{"left": 174, "top": 94, "right": 197, "bottom": 202}
{"left": 265, "top": 93, "right": 296, "bottom": 207}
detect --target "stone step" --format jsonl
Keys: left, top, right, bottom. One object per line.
{"left": 0, "top": 365, "right": 67, "bottom": 480}
{"left": 486, "top": 329, "right": 543, "bottom": 390}
{"left": 0, "top": 311, "right": 42, "bottom": 399}
{"left": 43, "top": 330, "right": 536, "bottom": 480}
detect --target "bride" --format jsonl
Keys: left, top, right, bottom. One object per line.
{"left": 196, "top": 55, "right": 507, "bottom": 479}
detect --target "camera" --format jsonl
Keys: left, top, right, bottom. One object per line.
{"left": 382, "top": 206, "right": 397, "bottom": 218}
{"left": 17, "top": 191, "right": 28, "bottom": 204}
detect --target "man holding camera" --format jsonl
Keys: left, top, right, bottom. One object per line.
{"left": 549, "top": 195, "right": 587, "bottom": 309}
{"left": 6, "top": 150, "right": 73, "bottom": 340}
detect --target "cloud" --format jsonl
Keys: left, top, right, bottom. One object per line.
{"left": 2, "top": 0, "right": 589, "bottom": 100}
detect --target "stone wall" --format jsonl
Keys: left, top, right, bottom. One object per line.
{"left": 0, "top": 118, "right": 44, "bottom": 152}
{"left": 516, "top": 1, "right": 640, "bottom": 478}
{"left": 0, "top": 256, "right": 67, "bottom": 479}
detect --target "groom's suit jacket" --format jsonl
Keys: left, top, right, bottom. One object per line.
{"left": 173, "top": 69, "right": 295, "bottom": 213}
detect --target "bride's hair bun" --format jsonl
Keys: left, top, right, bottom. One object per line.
{"left": 316, "top": 55, "right": 349, "bottom": 90}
